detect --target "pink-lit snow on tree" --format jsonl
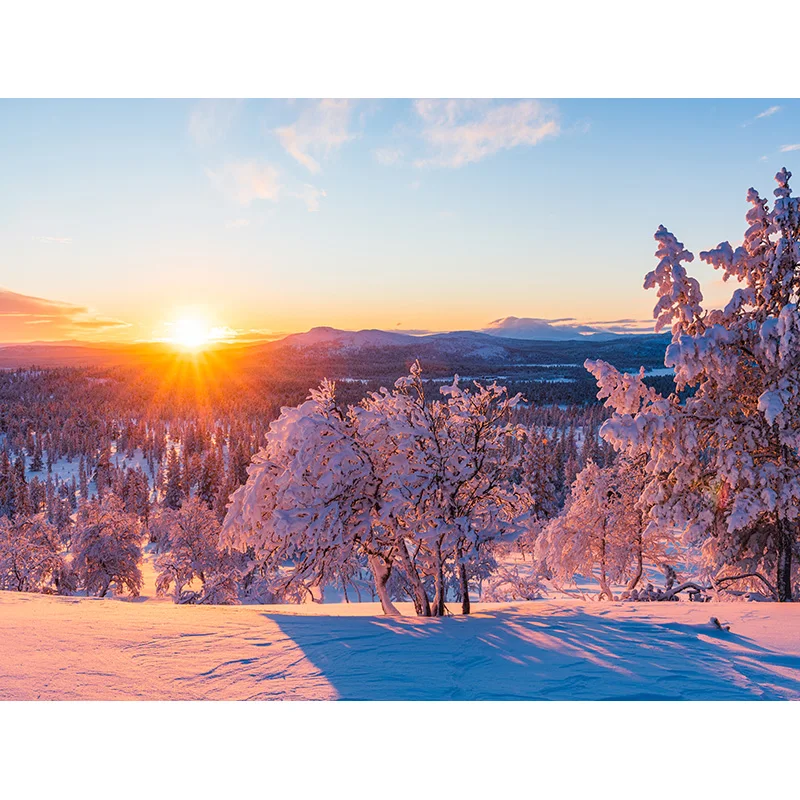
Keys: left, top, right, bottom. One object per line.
{"left": 222, "top": 363, "right": 535, "bottom": 615}
{"left": 586, "top": 170, "right": 800, "bottom": 601}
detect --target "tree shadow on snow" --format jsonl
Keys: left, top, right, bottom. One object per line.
{"left": 261, "top": 607, "right": 800, "bottom": 700}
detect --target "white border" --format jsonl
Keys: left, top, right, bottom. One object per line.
{"left": 2, "top": 0, "right": 795, "bottom": 98}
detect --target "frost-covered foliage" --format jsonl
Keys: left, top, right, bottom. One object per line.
{"left": 154, "top": 496, "right": 238, "bottom": 604}
{"left": 586, "top": 170, "right": 800, "bottom": 601}
{"left": 536, "top": 457, "right": 669, "bottom": 599}
{"left": 71, "top": 495, "right": 143, "bottom": 597}
{"left": 0, "top": 513, "right": 69, "bottom": 593}
{"left": 359, "top": 364, "right": 534, "bottom": 614}
{"left": 223, "top": 363, "right": 536, "bottom": 615}
{"left": 482, "top": 564, "right": 546, "bottom": 602}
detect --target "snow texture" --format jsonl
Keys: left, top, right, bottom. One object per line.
{"left": 2, "top": 591, "right": 800, "bottom": 700}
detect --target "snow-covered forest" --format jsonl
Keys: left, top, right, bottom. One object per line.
{"left": 2, "top": 172, "right": 800, "bottom": 611}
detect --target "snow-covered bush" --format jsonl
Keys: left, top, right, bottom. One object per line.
{"left": 0, "top": 513, "right": 69, "bottom": 593}
{"left": 154, "top": 496, "right": 238, "bottom": 604}
{"left": 71, "top": 495, "right": 143, "bottom": 597}
{"left": 586, "top": 169, "right": 800, "bottom": 601}
{"left": 482, "top": 565, "right": 546, "bottom": 602}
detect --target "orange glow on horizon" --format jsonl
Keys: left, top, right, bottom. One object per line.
{"left": 170, "top": 318, "right": 211, "bottom": 351}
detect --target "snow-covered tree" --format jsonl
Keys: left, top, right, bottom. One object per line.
{"left": 511, "top": 426, "right": 562, "bottom": 559}
{"left": 163, "top": 446, "right": 183, "bottom": 510}
{"left": 586, "top": 169, "right": 800, "bottom": 601}
{"left": 223, "top": 379, "right": 401, "bottom": 614}
{"left": 223, "top": 364, "right": 535, "bottom": 616}
{"left": 155, "top": 496, "right": 238, "bottom": 604}
{"left": 360, "top": 365, "right": 532, "bottom": 614}
{"left": 537, "top": 461, "right": 632, "bottom": 599}
{"left": 0, "top": 513, "right": 68, "bottom": 593}
{"left": 536, "top": 456, "right": 669, "bottom": 597}
{"left": 72, "top": 495, "right": 143, "bottom": 597}
{"left": 197, "top": 448, "right": 222, "bottom": 509}
{"left": 29, "top": 438, "right": 43, "bottom": 472}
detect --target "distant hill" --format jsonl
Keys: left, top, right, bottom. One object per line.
{"left": 279, "top": 327, "right": 418, "bottom": 349}
{"left": 265, "top": 326, "right": 667, "bottom": 367}
{"left": 0, "top": 328, "right": 671, "bottom": 377}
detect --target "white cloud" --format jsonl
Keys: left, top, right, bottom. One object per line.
{"left": 372, "top": 147, "right": 403, "bottom": 166}
{"left": 189, "top": 99, "right": 241, "bottom": 147}
{"left": 291, "top": 184, "right": 327, "bottom": 212}
{"left": 35, "top": 236, "right": 72, "bottom": 244}
{"left": 225, "top": 218, "right": 250, "bottom": 229}
{"left": 780, "top": 144, "right": 800, "bottom": 152}
{"left": 206, "top": 161, "right": 281, "bottom": 206}
{"left": 742, "top": 105, "right": 782, "bottom": 127}
{"left": 275, "top": 99, "right": 356, "bottom": 174}
{"left": 756, "top": 105, "right": 781, "bottom": 120}
{"left": 413, "top": 99, "right": 559, "bottom": 168}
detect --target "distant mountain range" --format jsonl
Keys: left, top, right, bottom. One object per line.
{"left": 0, "top": 326, "right": 668, "bottom": 371}
{"left": 278, "top": 321, "right": 629, "bottom": 352}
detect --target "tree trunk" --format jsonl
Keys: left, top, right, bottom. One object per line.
{"left": 599, "top": 524, "right": 612, "bottom": 600}
{"left": 459, "top": 560, "right": 470, "bottom": 615}
{"left": 396, "top": 539, "right": 430, "bottom": 616}
{"left": 776, "top": 526, "right": 793, "bottom": 602}
{"left": 627, "top": 535, "right": 643, "bottom": 591}
{"left": 431, "top": 547, "right": 446, "bottom": 617}
{"left": 367, "top": 554, "right": 401, "bottom": 616}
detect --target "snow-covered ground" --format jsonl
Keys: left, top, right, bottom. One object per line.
{"left": 3, "top": 589, "right": 799, "bottom": 700}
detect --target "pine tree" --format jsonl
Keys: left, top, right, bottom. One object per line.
{"left": 198, "top": 448, "right": 222, "bottom": 509}
{"left": 163, "top": 446, "right": 183, "bottom": 510}
{"left": 30, "top": 438, "right": 43, "bottom": 472}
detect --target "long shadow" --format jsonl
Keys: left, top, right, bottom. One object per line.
{"left": 262, "top": 607, "right": 800, "bottom": 700}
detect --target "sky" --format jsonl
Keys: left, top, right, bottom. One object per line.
{"left": 0, "top": 98, "right": 798, "bottom": 343}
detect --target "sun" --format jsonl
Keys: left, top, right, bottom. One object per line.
{"left": 170, "top": 318, "right": 211, "bottom": 350}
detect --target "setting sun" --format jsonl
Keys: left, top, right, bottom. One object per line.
{"left": 170, "top": 318, "right": 211, "bottom": 350}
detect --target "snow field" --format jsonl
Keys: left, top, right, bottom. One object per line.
{"left": 2, "top": 591, "right": 799, "bottom": 700}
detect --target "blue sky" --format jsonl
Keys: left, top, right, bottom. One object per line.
{"left": 0, "top": 98, "right": 797, "bottom": 342}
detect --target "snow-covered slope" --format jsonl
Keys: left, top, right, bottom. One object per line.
{"left": 2, "top": 592, "right": 799, "bottom": 700}
{"left": 483, "top": 316, "right": 622, "bottom": 341}
{"left": 279, "top": 327, "right": 418, "bottom": 349}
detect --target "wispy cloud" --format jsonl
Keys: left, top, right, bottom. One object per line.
{"left": 189, "top": 99, "right": 241, "bottom": 147}
{"left": 756, "top": 105, "right": 781, "bottom": 120}
{"left": 275, "top": 99, "right": 356, "bottom": 174}
{"left": 0, "top": 288, "right": 130, "bottom": 341}
{"left": 290, "top": 184, "right": 327, "bottom": 212}
{"left": 413, "top": 99, "right": 559, "bottom": 168}
{"left": 780, "top": 144, "right": 800, "bottom": 152}
{"left": 373, "top": 147, "right": 403, "bottom": 166}
{"left": 206, "top": 160, "right": 281, "bottom": 206}
{"left": 742, "top": 105, "right": 782, "bottom": 127}
{"left": 35, "top": 236, "right": 72, "bottom": 245}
